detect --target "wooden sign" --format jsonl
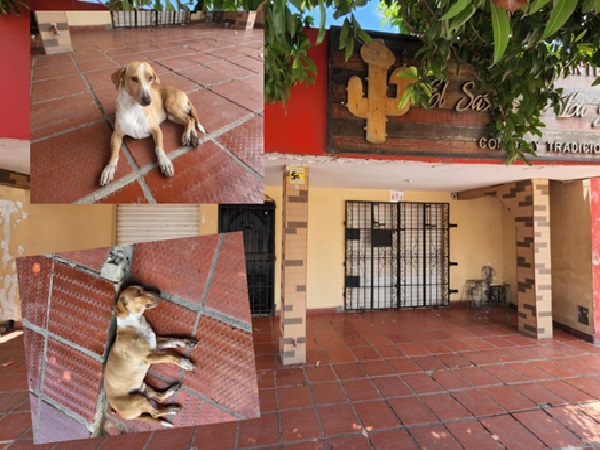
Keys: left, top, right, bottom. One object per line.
{"left": 328, "top": 26, "right": 600, "bottom": 162}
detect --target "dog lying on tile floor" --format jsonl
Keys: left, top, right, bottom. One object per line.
{"left": 100, "top": 62, "right": 206, "bottom": 186}
{"left": 103, "top": 285, "right": 197, "bottom": 426}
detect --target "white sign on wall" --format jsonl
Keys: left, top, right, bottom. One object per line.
{"left": 390, "top": 191, "right": 404, "bottom": 203}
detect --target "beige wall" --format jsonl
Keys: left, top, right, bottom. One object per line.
{"left": 199, "top": 204, "right": 219, "bottom": 235}
{"left": 550, "top": 180, "right": 594, "bottom": 335}
{"left": 66, "top": 11, "right": 112, "bottom": 27}
{"left": 0, "top": 187, "right": 116, "bottom": 321}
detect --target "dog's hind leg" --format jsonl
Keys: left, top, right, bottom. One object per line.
{"left": 143, "top": 352, "right": 195, "bottom": 371}
{"left": 156, "top": 336, "right": 198, "bottom": 349}
{"left": 187, "top": 101, "right": 206, "bottom": 135}
{"left": 142, "top": 382, "right": 181, "bottom": 402}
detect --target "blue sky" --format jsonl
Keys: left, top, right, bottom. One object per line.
{"left": 308, "top": 0, "right": 397, "bottom": 33}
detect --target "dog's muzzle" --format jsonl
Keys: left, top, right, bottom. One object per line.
{"left": 141, "top": 95, "right": 152, "bottom": 107}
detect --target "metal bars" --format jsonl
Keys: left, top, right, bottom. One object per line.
{"left": 111, "top": 10, "right": 191, "bottom": 28}
{"left": 345, "top": 201, "right": 450, "bottom": 310}
{"left": 219, "top": 203, "right": 276, "bottom": 316}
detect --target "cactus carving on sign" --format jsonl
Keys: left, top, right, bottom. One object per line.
{"left": 346, "top": 40, "right": 416, "bottom": 144}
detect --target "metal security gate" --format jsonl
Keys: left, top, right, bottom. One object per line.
{"left": 219, "top": 203, "right": 276, "bottom": 316}
{"left": 345, "top": 201, "right": 452, "bottom": 310}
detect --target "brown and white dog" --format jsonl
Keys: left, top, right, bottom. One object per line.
{"left": 100, "top": 62, "right": 206, "bottom": 186}
{"left": 103, "top": 286, "right": 197, "bottom": 426}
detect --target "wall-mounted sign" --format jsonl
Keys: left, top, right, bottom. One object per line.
{"left": 390, "top": 191, "right": 404, "bottom": 203}
{"left": 289, "top": 167, "right": 306, "bottom": 185}
{"left": 328, "top": 26, "right": 600, "bottom": 162}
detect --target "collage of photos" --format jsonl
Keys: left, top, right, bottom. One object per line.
{"left": 3, "top": 0, "right": 600, "bottom": 449}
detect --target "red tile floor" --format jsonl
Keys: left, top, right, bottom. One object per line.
{"left": 30, "top": 25, "right": 263, "bottom": 204}
{"left": 14, "top": 234, "right": 259, "bottom": 445}
{"left": 3, "top": 306, "right": 600, "bottom": 449}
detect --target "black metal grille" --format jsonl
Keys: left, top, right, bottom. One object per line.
{"left": 219, "top": 203, "right": 276, "bottom": 316}
{"left": 345, "top": 201, "right": 451, "bottom": 310}
{"left": 111, "top": 10, "right": 191, "bottom": 28}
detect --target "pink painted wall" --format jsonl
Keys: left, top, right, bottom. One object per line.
{"left": 590, "top": 178, "right": 600, "bottom": 342}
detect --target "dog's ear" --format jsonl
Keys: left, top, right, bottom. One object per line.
{"left": 111, "top": 67, "right": 126, "bottom": 90}
{"left": 114, "top": 298, "right": 128, "bottom": 317}
{"left": 152, "top": 68, "right": 160, "bottom": 85}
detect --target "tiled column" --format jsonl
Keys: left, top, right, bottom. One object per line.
{"left": 35, "top": 12, "right": 73, "bottom": 55}
{"left": 279, "top": 166, "right": 309, "bottom": 365}
{"left": 457, "top": 179, "right": 552, "bottom": 338}
{"left": 590, "top": 178, "right": 600, "bottom": 343}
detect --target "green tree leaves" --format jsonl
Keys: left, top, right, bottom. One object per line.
{"left": 490, "top": 1, "right": 510, "bottom": 64}
{"left": 541, "top": 0, "right": 578, "bottom": 39}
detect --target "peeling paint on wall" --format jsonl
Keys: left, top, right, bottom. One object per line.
{"left": 0, "top": 196, "right": 28, "bottom": 321}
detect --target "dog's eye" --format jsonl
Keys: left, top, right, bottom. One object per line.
{"left": 131, "top": 76, "right": 139, "bottom": 83}
{"left": 148, "top": 76, "right": 153, "bottom": 82}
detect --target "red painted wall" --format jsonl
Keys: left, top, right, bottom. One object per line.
{"left": 265, "top": 28, "right": 328, "bottom": 155}
{"left": 0, "top": 1, "right": 106, "bottom": 140}
{"left": 0, "top": 12, "right": 30, "bottom": 139}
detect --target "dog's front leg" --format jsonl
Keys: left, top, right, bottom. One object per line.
{"left": 100, "top": 129, "right": 124, "bottom": 186}
{"left": 150, "top": 126, "right": 174, "bottom": 177}
{"left": 144, "top": 352, "right": 194, "bottom": 371}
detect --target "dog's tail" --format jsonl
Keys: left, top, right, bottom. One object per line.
{"left": 188, "top": 101, "right": 206, "bottom": 135}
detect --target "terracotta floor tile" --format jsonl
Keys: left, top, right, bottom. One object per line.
{"left": 23, "top": 330, "right": 44, "bottom": 392}
{"left": 452, "top": 389, "right": 505, "bottom": 417}
{"left": 187, "top": 89, "right": 251, "bottom": 132}
{"left": 130, "top": 234, "right": 220, "bottom": 303}
{"left": 333, "top": 362, "right": 365, "bottom": 380}
{"left": 431, "top": 370, "right": 472, "bottom": 390}
{"left": 37, "top": 400, "right": 90, "bottom": 444}
{"left": 420, "top": 393, "right": 473, "bottom": 421}
{"left": 96, "top": 181, "right": 149, "bottom": 204}
{"left": 216, "top": 114, "right": 263, "bottom": 175}
{"left": 305, "top": 365, "right": 336, "bottom": 383}
{"left": 42, "top": 338, "right": 103, "bottom": 422}
{"left": 409, "top": 424, "right": 463, "bottom": 450}
{"left": 548, "top": 405, "right": 600, "bottom": 444}
{"left": 388, "top": 396, "right": 438, "bottom": 426}
{"left": 370, "top": 429, "right": 418, "bottom": 450}
{"left": 156, "top": 56, "right": 201, "bottom": 71}
{"left": 370, "top": 375, "right": 412, "bottom": 398}
{"left": 99, "top": 432, "right": 152, "bottom": 450}
{"left": 0, "top": 412, "right": 32, "bottom": 441}
{"left": 514, "top": 410, "right": 582, "bottom": 448}
{"left": 47, "top": 261, "right": 114, "bottom": 355}
{"left": 282, "top": 441, "right": 327, "bottom": 449}
{"left": 397, "top": 343, "right": 429, "bottom": 356}
{"left": 17, "top": 256, "right": 52, "bottom": 330}
{"left": 565, "top": 376, "right": 600, "bottom": 399}
{"left": 280, "top": 409, "right": 322, "bottom": 442}
{"left": 179, "top": 65, "right": 229, "bottom": 86}
{"left": 211, "top": 78, "right": 262, "bottom": 112}
{"left": 375, "top": 345, "right": 403, "bottom": 358}
{"left": 327, "top": 346, "right": 358, "bottom": 363}
{"left": 275, "top": 368, "right": 307, "bottom": 387}
{"left": 259, "top": 389, "right": 277, "bottom": 413}
{"left": 0, "top": 391, "right": 29, "bottom": 414}
{"left": 353, "top": 400, "right": 400, "bottom": 430}
{"left": 317, "top": 404, "right": 361, "bottom": 436}
{"left": 54, "top": 248, "right": 110, "bottom": 272}
{"left": 143, "top": 140, "right": 263, "bottom": 204}
{"left": 277, "top": 386, "right": 312, "bottom": 410}
{"left": 31, "top": 75, "right": 88, "bottom": 103}
{"left": 531, "top": 360, "right": 579, "bottom": 378}
{"left": 144, "top": 426, "right": 195, "bottom": 450}
{"left": 30, "top": 122, "right": 133, "bottom": 203}
{"left": 30, "top": 92, "right": 103, "bottom": 140}
{"left": 192, "top": 421, "right": 238, "bottom": 450}
{"left": 32, "top": 63, "right": 79, "bottom": 81}
{"left": 509, "top": 362, "right": 556, "bottom": 381}
{"left": 481, "top": 386, "right": 537, "bottom": 412}
{"left": 170, "top": 390, "right": 242, "bottom": 428}
{"left": 511, "top": 382, "right": 566, "bottom": 406}
{"left": 230, "top": 55, "right": 263, "bottom": 73}
{"left": 401, "top": 373, "right": 445, "bottom": 394}
{"left": 341, "top": 379, "right": 381, "bottom": 402}
{"left": 455, "top": 367, "right": 501, "bottom": 387}
{"left": 238, "top": 414, "right": 280, "bottom": 448}
{"left": 446, "top": 420, "right": 504, "bottom": 450}
{"left": 77, "top": 58, "right": 119, "bottom": 74}
{"left": 387, "top": 357, "right": 422, "bottom": 374}
{"left": 310, "top": 382, "right": 347, "bottom": 405}
{"left": 538, "top": 380, "right": 594, "bottom": 404}
{"left": 412, "top": 355, "right": 447, "bottom": 371}
{"left": 326, "top": 434, "right": 371, "bottom": 450}
{"left": 482, "top": 364, "right": 530, "bottom": 384}
{"left": 481, "top": 415, "right": 547, "bottom": 450}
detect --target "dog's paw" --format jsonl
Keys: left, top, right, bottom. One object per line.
{"left": 185, "top": 338, "right": 198, "bottom": 349}
{"left": 161, "top": 420, "right": 174, "bottom": 428}
{"left": 197, "top": 123, "right": 206, "bottom": 135}
{"left": 182, "top": 130, "right": 199, "bottom": 148}
{"left": 164, "top": 383, "right": 182, "bottom": 398}
{"left": 180, "top": 358, "right": 194, "bottom": 371}
{"left": 100, "top": 164, "right": 117, "bottom": 186}
{"left": 158, "top": 156, "right": 174, "bottom": 177}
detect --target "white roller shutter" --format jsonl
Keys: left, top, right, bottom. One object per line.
{"left": 116, "top": 205, "right": 200, "bottom": 245}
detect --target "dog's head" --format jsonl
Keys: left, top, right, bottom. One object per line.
{"left": 114, "top": 285, "right": 160, "bottom": 317}
{"left": 111, "top": 62, "right": 160, "bottom": 107}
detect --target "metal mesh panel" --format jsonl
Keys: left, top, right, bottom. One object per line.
{"left": 345, "top": 201, "right": 450, "bottom": 310}
{"left": 219, "top": 203, "right": 275, "bottom": 316}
